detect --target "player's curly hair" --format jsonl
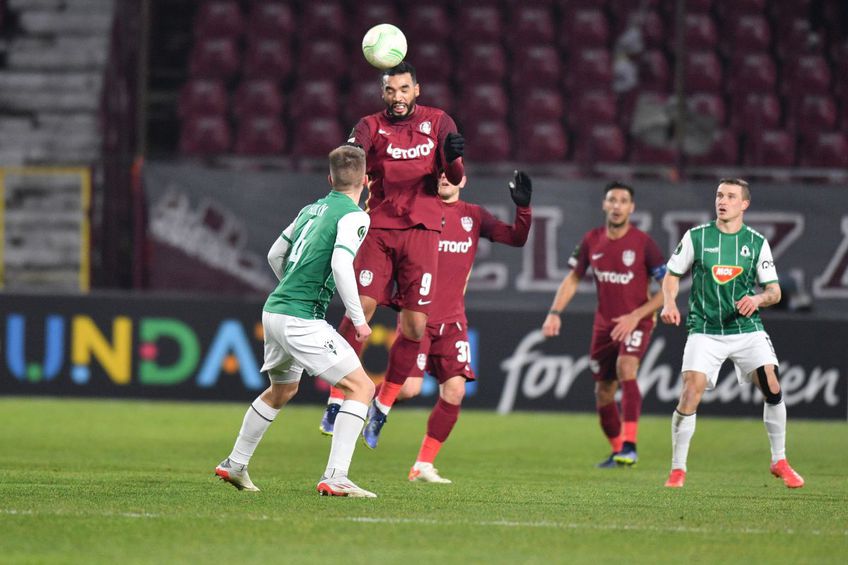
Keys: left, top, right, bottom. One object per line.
{"left": 329, "top": 145, "right": 366, "bottom": 188}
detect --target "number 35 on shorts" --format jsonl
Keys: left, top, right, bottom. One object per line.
{"left": 417, "top": 272, "right": 433, "bottom": 305}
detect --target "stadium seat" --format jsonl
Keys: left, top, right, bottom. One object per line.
{"left": 232, "top": 79, "right": 283, "bottom": 120}
{"left": 464, "top": 120, "right": 512, "bottom": 162}
{"left": 775, "top": 18, "right": 816, "bottom": 61}
{"left": 459, "top": 43, "right": 508, "bottom": 83}
{"left": 411, "top": 42, "right": 453, "bottom": 84}
{"left": 458, "top": 4, "right": 502, "bottom": 42}
{"left": 687, "top": 92, "right": 726, "bottom": 124}
{"left": 685, "top": 51, "right": 723, "bottom": 92}
{"left": 629, "top": 139, "right": 677, "bottom": 165}
{"left": 178, "top": 79, "right": 228, "bottom": 119}
{"left": 511, "top": 46, "right": 561, "bottom": 89}
{"left": 458, "top": 83, "right": 508, "bottom": 120}
{"left": 717, "top": 0, "right": 765, "bottom": 17}
{"left": 234, "top": 116, "right": 286, "bottom": 155}
{"left": 242, "top": 38, "right": 292, "bottom": 81}
{"left": 686, "top": 0, "right": 714, "bottom": 14}
{"left": 731, "top": 15, "right": 772, "bottom": 53}
{"left": 245, "top": 2, "right": 294, "bottom": 38}
{"left": 731, "top": 92, "right": 782, "bottom": 129}
{"left": 799, "top": 132, "right": 848, "bottom": 168}
{"left": 179, "top": 115, "right": 231, "bottom": 156}
{"left": 419, "top": 81, "right": 454, "bottom": 116}
{"left": 188, "top": 37, "right": 240, "bottom": 81}
{"left": 569, "top": 90, "right": 617, "bottom": 134}
{"left": 344, "top": 81, "right": 382, "bottom": 125}
{"left": 404, "top": 4, "right": 450, "bottom": 44}
{"left": 744, "top": 129, "right": 796, "bottom": 166}
{"left": 296, "top": 40, "right": 348, "bottom": 80}
{"left": 687, "top": 129, "right": 740, "bottom": 166}
{"left": 292, "top": 118, "right": 344, "bottom": 158}
{"left": 575, "top": 125, "right": 627, "bottom": 163}
{"left": 353, "top": 2, "right": 401, "bottom": 33}
{"left": 516, "top": 121, "right": 569, "bottom": 162}
{"left": 511, "top": 5, "right": 556, "bottom": 45}
{"left": 785, "top": 55, "right": 832, "bottom": 95}
{"left": 300, "top": 0, "right": 345, "bottom": 38}
{"left": 638, "top": 49, "right": 671, "bottom": 91}
{"left": 615, "top": 10, "right": 665, "bottom": 49}
{"left": 729, "top": 53, "right": 776, "bottom": 94}
{"left": 514, "top": 88, "right": 565, "bottom": 123}
{"left": 565, "top": 49, "right": 613, "bottom": 92}
{"left": 561, "top": 9, "right": 609, "bottom": 48}
{"left": 288, "top": 80, "right": 339, "bottom": 120}
{"left": 792, "top": 94, "right": 838, "bottom": 139}
{"left": 685, "top": 13, "right": 718, "bottom": 49}
{"left": 194, "top": 0, "right": 243, "bottom": 40}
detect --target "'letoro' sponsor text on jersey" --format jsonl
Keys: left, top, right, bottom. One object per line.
{"left": 667, "top": 221, "right": 778, "bottom": 335}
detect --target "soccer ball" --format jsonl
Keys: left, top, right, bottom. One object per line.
{"left": 361, "top": 24, "right": 407, "bottom": 70}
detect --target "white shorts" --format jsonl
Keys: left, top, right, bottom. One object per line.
{"left": 681, "top": 331, "right": 778, "bottom": 390}
{"left": 260, "top": 311, "right": 361, "bottom": 386}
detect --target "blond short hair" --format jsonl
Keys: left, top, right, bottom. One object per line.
{"left": 718, "top": 178, "right": 751, "bottom": 201}
{"left": 329, "top": 145, "right": 366, "bottom": 189}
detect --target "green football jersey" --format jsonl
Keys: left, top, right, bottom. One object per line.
{"left": 667, "top": 221, "right": 778, "bottom": 335}
{"left": 264, "top": 191, "right": 369, "bottom": 320}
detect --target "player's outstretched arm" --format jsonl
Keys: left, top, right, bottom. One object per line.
{"left": 660, "top": 273, "right": 681, "bottom": 326}
{"left": 508, "top": 170, "right": 532, "bottom": 207}
{"left": 543, "top": 270, "right": 579, "bottom": 337}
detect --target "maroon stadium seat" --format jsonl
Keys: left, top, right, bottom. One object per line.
{"left": 411, "top": 42, "right": 453, "bottom": 84}
{"left": 793, "top": 94, "right": 838, "bottom": 139}
{"left": 404, "top": 4, "right": 450, "bottom": 44}
{"left": 243, "top": 38, "right": 292, "bottom": 81}
{"left": 744, "top": 129, "right": 796, "bottom": 166}
{"left": 300, "top": 0, "right": 345, "bottom": 38}
{"left": 775, "top": 18, "right": 816, "bottom": 61}
{"left": 245, "top": 2, "right": 294, "bottom": 38}
{"left": 800, "top": 132, "right": 848, "bottom": 168}
{"left": 614, "top": 9, "right": 665, "bottom": 49}
{"left": 459, "top": 83, "right": 508, "bottom": 121}
{"left": 566, "top": 49, "right": 613, "bottom": 91}
{"left": 686, "top": 0, "right": 714, "bottom": 13}
{"left": 562, "top": 9, "right": 609, "bottom": 48}
{"left": 194, "top": 0, "right": 243, "bottom": 40}
{"left": 458, "top": 4, "right": 502, "bottom": 42}
{"left": 353, "top": 3, "right": 401, "bottom": 33}
{"left": 296, "top": 40, "right": 348, "bottom": 80}
{"left": 731, "top": 92, "right": 782, "bottom": 130}
{"left": 511, "top": 5, "right": 556, "bottom": 45}
{"left": 188, "top": 37, "right": 240, "bottom": 81}
{"left": 638, "top": 49, "right": 671, "bottom": 91}
{"left": 630, "top": 139, "right": 677, "bottom": 165}
{"left": 786, "top": 55, "right": 832, "bottom": 95}
{"left": 717, "top": 0, "right": 765, "bottom": 17}
{"left": 292, "top": 118, "right": 344, "bottom": 158}
{"left": 289, "top": 80, "right": 340, "bottom": 121}
{"left": 729, "top": 53, "right": 776, "bottom": 94}
{"left": 570, "top": 90, "right": 617, "bottom": 134}
{"left": 687, "top": 129, "right": 740, "bottom": 166}
{"left": 178, "top": 79, "right": 228, "bottom": 119}
{"left": 516, "top": 121, "right": 569, "bottom": 162}
{"left": 511, "top": 46, "right": 561, "bottom": 89}
{"left": 464, "top": 120, "right": 512, "bottom": 162}
{"left": 344, "top": 81, "right": 382, "bottom": 126}
{"left": 460, "top": 43, "right": 508, "bottom": 83}
{"left": 687, "top": 92, "right": 726, "bottom": 124}
{"left": 575, "top": 125, "right": 627, "bottom": 163}
{"left": 179, "top": 115, "right": 231, "bottom": 156}
{"left": 514, "top": 88, "right": 564, "bottom": 123}
{"left": 730, "top": 15, "right": 772, "bottom": 53}
{"left": 234, "top": 116, "right": 286, "bottom": 155}
{"left": 685, "top": 14, "right": 718, "bottom": 49}
{"left": 233, "top": 79, "right": 283, "bottom": 120}
{"left": 419, "top": 82, "right": 454, "bottom": 116}
{"left": 685, "top": 51, "right": 723, "bottom": 92}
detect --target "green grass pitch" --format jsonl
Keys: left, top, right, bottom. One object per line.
{"left": 1, "top": 397, "right": 845, "bottom": 564}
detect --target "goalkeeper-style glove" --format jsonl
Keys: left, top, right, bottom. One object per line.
{"left": 508, "top": 170, "right": 532, "bottom": 207}
{"left": 444, "top": 132, "right": 465, "bottom": 162}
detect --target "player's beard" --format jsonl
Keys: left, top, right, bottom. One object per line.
{"left": 387, "top": 100, "right": 416, "bottom": 118}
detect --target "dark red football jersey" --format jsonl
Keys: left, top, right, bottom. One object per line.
{"left": 569, "top": 226, "right": 666, "bottom": 324}
{"left": 429, "top": 200, "right": 531, "bottom": 324}
{"left": 352, "top": 105, "right": 460, "bottom": 231}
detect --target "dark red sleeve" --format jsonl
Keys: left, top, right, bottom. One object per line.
{"left": 479, "top": 204, "right": 531, "bottom": 247}
{"left": 436, "top": 113, "right": 464, "bottom": 184}
{"left": 351, "top": 118, "right": 373, "bottom": 152}
{"left": 569, "top": 233, "right": 591, "bottom": 278}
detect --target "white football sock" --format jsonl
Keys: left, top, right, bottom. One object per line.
{"left": 763, "top": 400, "right": 787, "bottom": 464}
{"left": 671, "top": 410, "right": 697, "bottom": 472}
{"left": 324, "top": 399, "right": 368, "bottom": 479}
{"left": 228, "top": 397, "right": 280, "bottom": 466}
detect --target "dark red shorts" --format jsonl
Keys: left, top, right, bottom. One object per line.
{"left": 589, "top": 318, "right": 655, "bottom": 382}
{"left": 354, "top": 227, "right": 440, "bottom": 314}
{"left": 407, "top": 321, "right": 476, "bottom": 383}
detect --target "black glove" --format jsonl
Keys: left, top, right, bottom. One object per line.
{"left": 444, "top": 132, "right": 465, "bottom": 162}
{"left": 509, "top": 170, "right": 532, "bottom": 207}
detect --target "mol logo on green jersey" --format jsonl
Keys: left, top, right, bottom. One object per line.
{"left": 711, "top": 265, "right": 744, "bottom": 284}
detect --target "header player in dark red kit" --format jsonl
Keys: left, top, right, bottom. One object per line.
{"left": 542, "top": 182, "right": 666, "bottom": 468}
{"left": 326, "top": 61, "right": 466, "bottom": 443}
{"left": 382, "top": 170, "right": 531, "bottom": 481}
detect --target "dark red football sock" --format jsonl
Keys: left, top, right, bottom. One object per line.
{"left": 426, "top": 397, "right": 461, "bottom": 443}
{"left": 598, "top": 401, "right": 623, "bottom": 452}
{"left": 621, "top": 379, "right": 642, "bottom": 444}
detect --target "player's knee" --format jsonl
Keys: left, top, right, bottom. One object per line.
{"left": 594, "top": 381, "right": 616, "bottom": 404}
{"left": 756, "top": 365, "right": 782, "bottom": 405}
{"left": 265, "top": 381, "right": 299, "bottom": 408}
{"left": 441, "top": 381, "right": 465, "bottom": 405}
